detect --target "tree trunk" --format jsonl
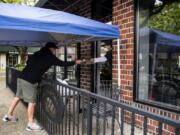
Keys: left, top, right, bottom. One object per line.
{"left": 15, "top": 47, "right": 28, "bottom": 65}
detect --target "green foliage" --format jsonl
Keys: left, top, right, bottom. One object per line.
{"left": 15, "top": 63, "right": 25, "bottom": 71}
{"left": 0, "top": 0, "right": 22, "bottom": 4}
{"left": 0, "top": 0, "right": 38, "bottom": 6}
{"left": 148, "top": 1, "right": 180, "bottom": 35}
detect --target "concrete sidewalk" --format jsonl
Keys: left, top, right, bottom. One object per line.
{"left": 0, "top": 77, "right": 48, "bottom": 135}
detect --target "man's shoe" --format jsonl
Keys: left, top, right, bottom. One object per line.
{"left": 26, "top": 122, "right": 43, "bottom": 131}
{"left": 2, "top": 114, "right": 18, "bottom": 122}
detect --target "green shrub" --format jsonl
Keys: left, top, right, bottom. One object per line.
{"left": 15, "top": 64, "right": 25, "bottom": 71}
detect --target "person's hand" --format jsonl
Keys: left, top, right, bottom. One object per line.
{"left": 75, "top": 60, "right": 82, "bottom": 64}
{"left": 90, "top": 58, "right": 95, "bottom": 64}
{"left": 82, "top": 59, "right": 86, "bottom": 63}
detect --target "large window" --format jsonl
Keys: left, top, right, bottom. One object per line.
{"left": 45, "top": 44, "right": 80, "bottom": 87}
{"left": 136, "top": 0, "right": 180, "bottom": 111}
{"left": 93, "top": 40, "right": 112, "bottom": 95}
{"left": 7, "top": 53, "right": 18, "bottom": 67}
{"left": 56, "top": 44, "right": 79, "bottom": 86}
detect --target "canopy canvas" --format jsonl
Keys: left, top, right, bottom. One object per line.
{"left": 0, "top": 3, "right": 119, "bottom": 47}
{"left": 140, "top": 27, "right": 180, "bottom": 46}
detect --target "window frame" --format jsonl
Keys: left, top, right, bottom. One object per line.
{"left": 134, "top": 0, "right": 180, "bottom": 113}
{"left": 55, "top": 44, "right": 81, "bottom": 87}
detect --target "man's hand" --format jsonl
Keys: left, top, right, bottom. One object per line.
{"left": 90, "top": 58, "right": 95, "bottom": 64}
{"left": 90, "top": 57, "right": 107, "bottom": 63}
{"left": 75, "top": 60, "right": 83, "bottom": 64}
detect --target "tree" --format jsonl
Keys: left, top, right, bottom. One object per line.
{"left": 148, "top": 1, "right": 180, "bottom": 35}
{"left": 15, "top": 46, "right": 28, "bottom": 65}
{"left": 0, "top": 0, "right": 22, "bottom": 4}
{"left": 23, "top": 0, "right": 38, "bottom": 6}
{"left": 140, "top": 0, "right": 180, "bottom": 35}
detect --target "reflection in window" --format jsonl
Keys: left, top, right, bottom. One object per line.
{"left": 95, "top": 40, "right": 112, "bottom": 95}
{"left": 56, "top": 44, "right": 78, "bottom": 86}
{"left": 44, "top": 44, "right": 78, "bottom": 87}
{"left": 67, "top": 45, "right": 77, "bottom": 86}
{"left": 136, "top": 0, "right": 180, "bottom": 110}
{"left": 56, "top": 46, "right": 65, "bottom": 80}
{"left": 100, "top": 41, "right": 112, "bottom": 81}
{"left": 7, "top": 53, "right": 18, "bottom": 67}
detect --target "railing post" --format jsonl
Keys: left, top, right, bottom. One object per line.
{"left": 131, "top": 112, "right": 135, "bottom": 135}
{"left": 175, "top": 128, "right": 180, "bottom": 135}
{"left": 158, "top": 122, "right": 162, "bottom": 135}
{"left": 121, "top": 108, "right": 124, "bottom": 135}
{"left": 143, "top": 116, "right": 147, "bottom": 135}
{"left": 87, "top": 97, "right": 93, "bottom": 135}
{"left": 6, "top": 66, "right": 8, "bottom": 88}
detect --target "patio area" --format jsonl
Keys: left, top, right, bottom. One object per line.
{"left": 3, "top": 67, "right": 180, "bottom": 135}
{"left": 0, "top": 72, "right": 152, "bottom": 135}
{"left": 0, "top": 76, "right": 47, "bottom": 135}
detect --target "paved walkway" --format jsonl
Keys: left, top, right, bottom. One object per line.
{"left": 0, "top": 71, "right": 5, "bottom": 77}
{"left": 0, "top": 77, "right": 48, "bottom": 135}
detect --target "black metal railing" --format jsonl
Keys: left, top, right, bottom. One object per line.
{"left": 6, "top": 66, "right": 180, "bottom": 135}
{"left": 6, "top": 66, "right": 21, "bottom": 93}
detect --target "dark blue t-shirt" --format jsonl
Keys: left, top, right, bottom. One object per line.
{"left": 20, "top": 47, "right": 75, "bottom": 84}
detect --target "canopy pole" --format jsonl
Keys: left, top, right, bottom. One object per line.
{"left": 53, "top": 48, "right": 57, "bottom": 80}
{"left": 93, "top": 41, "right": 97, "bottom": 93}
{"left": 150, "top": 41, "right": 158, "bottom": 97}
{"left": 84, "top": 36, "right": 94, "bottom": 42}
{"left": 64, "top": 43, "right": 68, "bottom": 80}
{"left": 117, "top": 38, "right": 121, "bottom": 86}
{"left": 96, "top": 41, "right": 101, "bottom": 94}
{"left": 117, "top": 38, "right": 121, "bottom": 128}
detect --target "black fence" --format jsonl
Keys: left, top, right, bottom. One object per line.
{"left": 6, "top": 66, "right": 180, "bottom": 135}
{"left": 6, "top": 66, "right": 20, "bottom": 93}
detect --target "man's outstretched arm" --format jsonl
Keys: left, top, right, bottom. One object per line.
{"left": 52, "top": 55, "right": 82, "bottom": 66}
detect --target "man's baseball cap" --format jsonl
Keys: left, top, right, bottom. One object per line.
{"left": 45, "top": 42, "right": 58, "bottom": 49}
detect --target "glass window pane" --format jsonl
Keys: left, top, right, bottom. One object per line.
{"left": 67, "top": 44, "right": 77, "bottom": 86}
{"left": 99, "top": 41, "right": 112, "bottom": 81}
{"left": 136, "top": 0, "right": 180, "bottom": 110}
{"left": 96, "top": 40, "right": 112, "bottom": 95}
{"left": 56, "top": 44, "right": 78, "bottom": 86}
{"left": 56, "top": 46, "right": 65, "bottom": 80}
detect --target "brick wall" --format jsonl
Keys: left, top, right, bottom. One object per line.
{"left": 65, "top": 0, "right": 93, "bottom": 91}
{"left": 112, "top": 0, "right": 134, "bottom": 102}
{"left": 112, "top": 0, "right": 179, "bottom": 134}
{"left": 80, "top": 43, "right": 92, "bottom": 90}
{"left": 76, "top": 0, "right": 92, "bottom": 91}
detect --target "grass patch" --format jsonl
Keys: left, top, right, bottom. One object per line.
{"left": 0, "top": 69, "right": 5, "bottom": 72}
{"left": 0, "top": 77, "right": 5, "bottom": 81}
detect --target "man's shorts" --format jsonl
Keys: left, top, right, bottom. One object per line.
{"left": 16, "top": 78, "right": 38, "bottom": 103}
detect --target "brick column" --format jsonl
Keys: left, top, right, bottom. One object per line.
{"left": 67, "top": 0, "right": 93, "bottom": 91}
{"left": 80, "top": 43, "right": 92, "bottom": 90}
{"left": 112, "top": 0, "right": 134, "bottom": 101}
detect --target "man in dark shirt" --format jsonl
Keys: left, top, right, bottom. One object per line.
{"left": 3, "top": 42, "right": 82, "bottom": 131}
{"left": 101, "top": 45, "right": 112, "bottom": 80}
{"left": 90, "top": 44, "right": 112, "bottom": 80}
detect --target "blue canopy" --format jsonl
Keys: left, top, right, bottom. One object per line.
{"left": 0, "top": 3, "right": 119, "bottom": 46}
{"left": 140, "top": 27, "right": 180, "bottom": 46}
